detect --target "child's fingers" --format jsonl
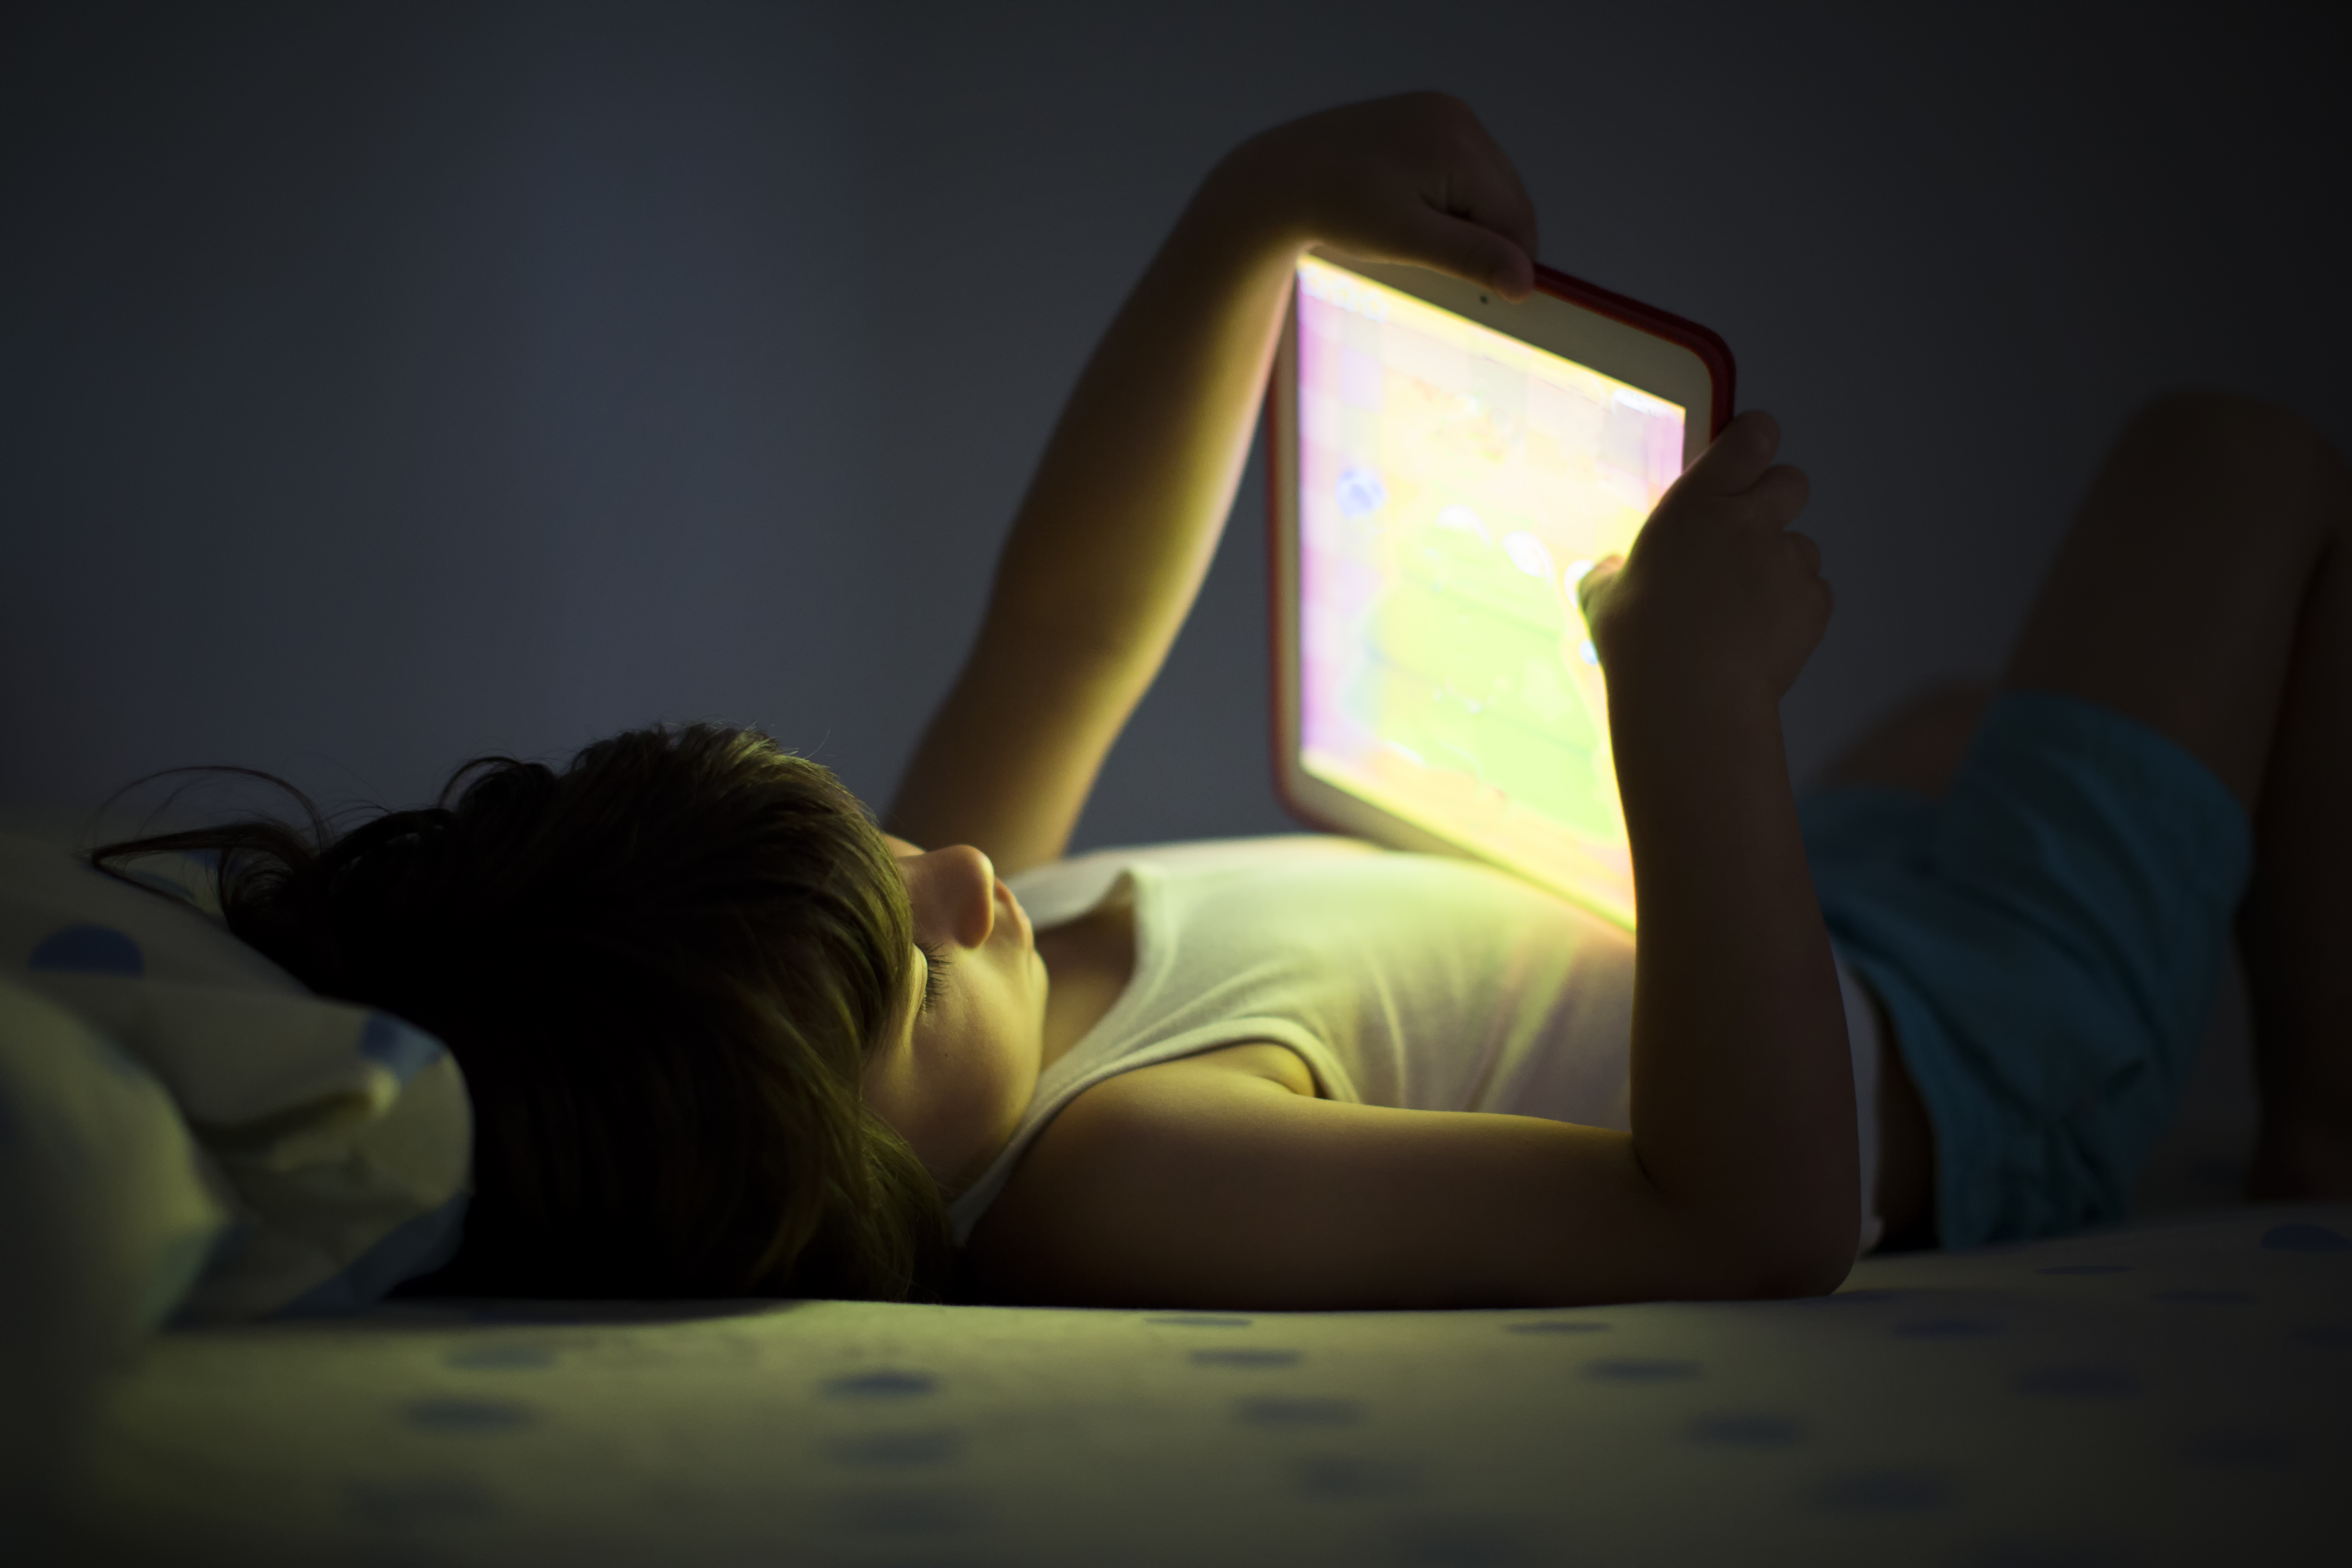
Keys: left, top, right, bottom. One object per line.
{"left": 1785, "top": 530, "right": 1824, "bottom": 579}
{"left": 1258, "top": 94, "right": 1541, "bottom": 298}
{"left": 1745, "top": 463, "right": 1811, "bottom": 527}
{"left": 1681, "top": 410, "right": 1783, "bottom": 496}
{"left": 1380, "top": 92, "right": 1539, "bottom": 267}
{"left": 1405, "top": 208, "right": 1536, "bottom": 299}
{"left": 1435, "top": 109, "right": 1541, "bottom": 276}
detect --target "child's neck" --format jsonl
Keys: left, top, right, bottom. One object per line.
{"left": 1034, "top": 902, "right": 1135, "bottom": 1071}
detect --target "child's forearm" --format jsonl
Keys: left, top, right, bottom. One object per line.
{"left": 993, "top": 190, "right": 1298, "bottom": 662}
{"left": 889, "top": 97, "right": 1539, "bottom": 871}
{"left": 1573, "top": 408, "right": 1849, "bottom": 1290}
{"left": 889, "top": 169, "right": 1299, "bottom": 870}
{"left": 1611, "top": 680, "right": 1857, "bottom": 1292}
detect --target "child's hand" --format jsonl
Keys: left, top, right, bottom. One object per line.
{"left": 1576, "top": 411, "right": 1829, "bottom": 708}
{"left": 1204, "top": 93, "right": 1539, "bottom": 300}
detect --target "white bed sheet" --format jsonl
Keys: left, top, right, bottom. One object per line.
{"left": 71, "top": 1202, "right": 2349, "bottom": 1567}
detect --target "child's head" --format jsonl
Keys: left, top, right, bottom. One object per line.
{"left": 99, "top": 723, "right": 953, "bottom": 1301}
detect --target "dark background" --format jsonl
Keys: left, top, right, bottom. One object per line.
{"left": 5, "top": 1, "right": 2345, "bottom": 849}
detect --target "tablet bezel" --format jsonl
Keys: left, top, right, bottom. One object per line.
{"left": 1266, "top": 250, "right": 1735, "bottom": 927}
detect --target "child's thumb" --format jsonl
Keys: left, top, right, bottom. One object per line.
{"left": 1573, "top": 555, "right": 1624, "bottom": 622}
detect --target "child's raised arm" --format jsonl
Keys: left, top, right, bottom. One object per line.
{"left": 1579, "top": 413, "right": 1857, "bottom": 1287}
{"left": 887, "top": 95, "right": 1537, "bottom": 872}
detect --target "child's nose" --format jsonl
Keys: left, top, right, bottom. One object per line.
{"left": 916, "top": 844, "right": 998, "bottom": 948}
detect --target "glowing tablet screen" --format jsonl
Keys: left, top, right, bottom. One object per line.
{"left": 1292, "top": 255, "right": 1686, "bottom": 927}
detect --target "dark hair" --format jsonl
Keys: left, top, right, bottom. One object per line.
{"left": 94, "top": 723, "right": 951, "bottom": 1301}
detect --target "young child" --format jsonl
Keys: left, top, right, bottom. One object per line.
{"left": 102, "top": 96, "right": 2352, "bottom": 1310}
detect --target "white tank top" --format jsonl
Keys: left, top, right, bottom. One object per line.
{"left": 945, "top": 836, "right": 1883, "bottom": 1255}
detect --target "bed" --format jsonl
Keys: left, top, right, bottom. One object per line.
{"left": 70, "top": 1200, "right": 2351, "bottom": 1567}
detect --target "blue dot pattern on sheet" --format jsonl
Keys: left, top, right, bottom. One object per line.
{"left": 1688, "top": 1414, "right": 1802, "bottom": 1446}
{"left": 1506, "top": 1320, "right": 1610, "bottom": 1335}
{"left": 829, "top": 1431, "right": 963, "bottom": 1467}
{"left": 359, "top": 1013, "right": 445, "bottom": 1085}
{"left": 1146, "top": 1314, "right": 1252, "bottom": 1327}
{"left": 829, "top": 1489, "right": 979, "bottom": 1535}
{"left": 1294, "top": 1455, "right": 1416, "bottom": 1499}
{"left": 1810, "top": 1470, "right": 1951, "bottom": 1511}
{"left": 444, "top": 1345, "right": 557, "bottom": 1370}
{"left": 1585, "top": 1358, "right": 1698, "bottom": 1382}
{"left": 1895, "top": 1319, "right": 2005, "bottom": 1339}
{"left": 1236, "top": 1396, "right": 1363, "bottom": 1428}
{"left": 1191, "top": 1348, "right": 1302, "bottom": 1368}
{"left": 825, "top": 1370, "right": 937, "bottom": 1399}
{"left": 405, "top": 1398, "right": 535, "bottom": 1431}
{"left": 1390, "top": 1513, "right": 1530, "bottom": 1566}
{"left": 2036, "top": 1263, "right": 2131, "bottom": 1275}
{"left": 2261, "top": 1223, "right": 2350, "bottom": 1252}
{"left": 2016, "top": 1368, "right": 2141, "bottom": 1398}
{"left": 29, "top": 924, "right": 144, "bottom": 976}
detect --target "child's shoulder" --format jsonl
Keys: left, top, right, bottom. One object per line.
{"left": 964, "top": 1039, "right": 1323, "bottom": 1301}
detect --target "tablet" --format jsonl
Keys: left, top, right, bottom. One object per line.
{"left": 1268, "top": 249, "right": 1735, "bottom": 929}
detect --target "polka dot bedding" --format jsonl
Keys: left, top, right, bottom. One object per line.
{"left": 74, "top": 1204, "right": 2348, "bottom": 1566}
{"left": 0, "top": 833, "right": 470, "bottom": 1323}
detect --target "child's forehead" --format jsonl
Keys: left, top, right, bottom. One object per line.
{"left": 881, "top": 832, "right": 923, "bottom": 859}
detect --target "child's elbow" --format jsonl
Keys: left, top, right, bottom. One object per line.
{"left": 1708, "top": 1210, "right": 1860, "bottom": 1301}
{"left": 1747, "top": 1219, "right": 1862, "bottom": 1299}
{"left": 1751, "top": 1248, "right": 1856, "bottom": 1300}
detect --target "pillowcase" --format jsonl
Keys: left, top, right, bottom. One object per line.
{"left": 0, "top": 973, "right": 229, "bottom": 1553}
{"left": 0, "top": 833, "right": 470, "bottom": 1322}
{"left": 0, "top": 973, "right": 226, "bottom": 1334}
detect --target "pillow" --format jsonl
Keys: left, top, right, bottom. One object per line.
{"left": 0, "top": 833, "right": 471, "bottom": 1322}
{"left": 0, "top": 974, "right": 229, "bottom": 1557}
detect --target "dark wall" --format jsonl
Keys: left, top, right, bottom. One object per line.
{"left": 6, "top": 2, "right": 2346, "bottom": 850}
